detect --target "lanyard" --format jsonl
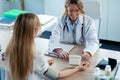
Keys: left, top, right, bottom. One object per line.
{"left": 63, "top": 22, "right": 69, "bottom": 31}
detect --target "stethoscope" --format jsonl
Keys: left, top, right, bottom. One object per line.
{"left": 63, "top": 22, "right": 69, "bottom": 31}
{"left": 62, "top": 16, "right": 85, "bottom": 43}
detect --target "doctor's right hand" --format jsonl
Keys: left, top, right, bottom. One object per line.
{"left": 54, "top": 48, "right": 69, "bottom": 59}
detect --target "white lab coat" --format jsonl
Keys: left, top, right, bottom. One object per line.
{"left": 49, "top": 14, "right": 99, "bottom": 56}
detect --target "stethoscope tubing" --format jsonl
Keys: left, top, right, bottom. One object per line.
{"left": 63, "top": 16, "right": 85, "bottom": 43}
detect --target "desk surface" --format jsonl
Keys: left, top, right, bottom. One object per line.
{"left": 46, "top": 47, "right": 120, "bottom": 80}
{"left": 0, "top": 38, "right": 120, "bottom": 80}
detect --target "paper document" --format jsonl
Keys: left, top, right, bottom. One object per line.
{"left": 55, "top": 43, "right": 74, "bottom": 52}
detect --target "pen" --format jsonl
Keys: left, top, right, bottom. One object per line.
{"left": 48, "top": 52, "right": 62, "bottom": 58}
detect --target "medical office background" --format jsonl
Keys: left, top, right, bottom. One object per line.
{"left": 0, "top": 0, "right": 120, "bottom": 42}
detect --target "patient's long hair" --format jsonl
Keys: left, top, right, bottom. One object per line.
{"left": 6, "top": 13, "right": 40, "bottom": 80}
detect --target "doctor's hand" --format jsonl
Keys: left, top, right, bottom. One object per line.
{"left": 82, "top": 51, "right": 91, "bottom": 60}
{"left": 54, "top": 48, "right": 69, "bottom": 59}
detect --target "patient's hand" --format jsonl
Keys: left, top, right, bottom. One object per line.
{"left": 48, "top": 59, "right": 54, "bottom": 66}
{"left": 75, "top": 61, "right": 89, "bottom": 71}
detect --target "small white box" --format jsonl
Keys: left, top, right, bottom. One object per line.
{"left": 69, "top": 55, "right": 81, "bottom": 65}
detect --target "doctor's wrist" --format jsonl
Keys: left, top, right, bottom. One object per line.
{"left": 82, "top": 50, "right": 91, "bottom": 56}
{"left": 85, "top": 52, "right": 91, "bottom": 57}
{"left": 82, "top": 51, "right": 91, "bottom": 60}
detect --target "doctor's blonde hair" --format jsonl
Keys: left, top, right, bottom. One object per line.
{"left": 6, "top": 13, "right": 40, "bottom": 80}
{"left": 64, "top": 0, "right": 85, "bottom": 16}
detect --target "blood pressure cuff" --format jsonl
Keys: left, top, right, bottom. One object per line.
{"left": 44, "top": 67, "right": 59, "bottom": 80}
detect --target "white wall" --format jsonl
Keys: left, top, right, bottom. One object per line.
{"left": 44, "top": 0, "right": 65, "bottom": 17}
{"left": 99, "top": 0, "right": 108, "bottom": 40}
{"left": 107, "top": 0, "right": 120, "bottom": 42}
{"left": 100, "top": 0, "right": 120, "bottom": 42}
{"left": 0, "top": 0, "right": 13, "bottom": 16}
{"left": 0, "top": 0, "right": 65, "bottom": 17}
{"left": 0, "top": 0, "right": 44, "bottom": 16}
{"left": 24, "top": 0, "right": 44, "bottom": 14}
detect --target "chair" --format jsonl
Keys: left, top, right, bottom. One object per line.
{"left": 83, "top": 0, "right": 101, "bottom": 38}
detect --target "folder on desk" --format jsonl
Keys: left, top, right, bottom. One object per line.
{"left": 0, "top": 9, "right": 26, "bottom": 27}
{"left": 3, "top": 9, "right": 26, "bottom": 18}
{"left": 0, "top": 19, "right": 14, "bottom": 27}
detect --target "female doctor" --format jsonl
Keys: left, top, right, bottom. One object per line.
{"left": 49, "top": 0, "right": 99, "bottom": 60}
